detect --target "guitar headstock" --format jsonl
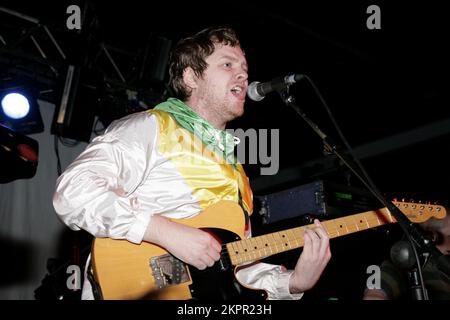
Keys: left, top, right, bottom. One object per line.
{"left": 392, "top": 200, "right": 447, "bottom": 223}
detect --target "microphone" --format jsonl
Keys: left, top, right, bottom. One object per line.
{"left": 247, "top": 74, "right": 304, "bottom": 101}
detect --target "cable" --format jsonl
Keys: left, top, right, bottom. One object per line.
{"left": 54, "top": 135, "right": 62, "bottom": 176}
{"left": 406, "top": 232, "right": 429, "bottom": 300}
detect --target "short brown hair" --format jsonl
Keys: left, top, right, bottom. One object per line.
{"left": 168, "top": 26, "right": 241, "bottom": 100}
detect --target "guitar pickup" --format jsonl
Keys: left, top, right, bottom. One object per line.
{"left": 149, "top": 254, "right": 190, "bottom": 289}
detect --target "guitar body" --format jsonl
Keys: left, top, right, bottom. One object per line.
{"left": 92, "top": 201, "right": 267, "bottom": 300}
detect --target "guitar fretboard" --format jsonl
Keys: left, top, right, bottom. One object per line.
{"left": 227, "top": 207, "right": 397, "bottom": 266}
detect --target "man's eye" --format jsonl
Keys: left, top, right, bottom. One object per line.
{"left": 224, "top": 63, "right": 232, "bottom": 68}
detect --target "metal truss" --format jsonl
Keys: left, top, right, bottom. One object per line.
{"left": 0, "top": 4, "right": 170, "bottom": 125}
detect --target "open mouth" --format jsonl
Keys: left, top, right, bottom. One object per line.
{"left": 230, "top": 85, "right": 246, "bottom": 99}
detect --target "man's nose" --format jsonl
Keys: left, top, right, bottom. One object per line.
{"left": 236, "top": 69, "right": 248, "bottom": 81}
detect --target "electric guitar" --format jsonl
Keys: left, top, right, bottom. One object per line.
{"left": 91, "top": 200, "right": 446, "bottom": 300}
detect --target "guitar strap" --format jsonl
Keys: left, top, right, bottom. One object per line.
{"left": 238, "top": 191, "right": 250, "bottom": 232}
{"left": 86, "top": 257, "right": 103, "bottom": 300}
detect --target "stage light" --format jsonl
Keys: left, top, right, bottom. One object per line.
{"left": 1, "top": 92, "right": 31, "bottom": 119}
{"left": 0, "top": 123, "right": 39, "bottom": 183}
{"left": 0, "top": 86, "right": 44, "bottom": 135}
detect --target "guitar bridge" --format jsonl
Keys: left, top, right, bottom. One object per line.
{"left": 149, "top": 254, "right": 190, "bottom": 289}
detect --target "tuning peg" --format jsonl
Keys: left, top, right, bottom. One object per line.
{"left": 409, "top": 199, "right": 414, "bottom": 203}
{"left": 402, "top": 198, "right": 406, "bottom": 202}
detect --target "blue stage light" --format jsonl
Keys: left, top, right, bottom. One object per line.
{"left": 0, "top": 86, "right": 44, "bottom": 135}
{"left": 1, "top": 92, "right": 31, "bottom": 119}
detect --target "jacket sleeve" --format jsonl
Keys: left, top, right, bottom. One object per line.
{"left": 235, "top": 220, "right": 304, "bottom": 300}
{"left": 235, "top": 262, "right": 304, "bottom": 300}
{"left": 53, "top": 112, "right": 158, "bottom": 244}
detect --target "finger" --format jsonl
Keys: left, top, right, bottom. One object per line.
{"left": 314, "top": 219, "right": 330, "bottom": 238}
{"left": 215, "top": 242, "right": 222, "bottom": 253}
{"left": 325, "top": 245, "right": 332, "bottom": 261}
{"left": 312, "top": 220, "right": 330, "bottom": 260}
{"left": 195, "top": 261, "right": 207, "bottom": 270}
{"left": 302, "top": 228, "right": 313, "bottom": 257}
{"left": 206, "top": 236, "right": 222, "bottom": 261}
{"left": 305, "top": 228, "right": 319, "bottom": 259}
{"left": 207, "top": 247, "right": 221, "bottom": 262}
{"left": 312, "top": 221, "right": 330, "bottom": 248}
{"left": 210, "top": 237, "right": 222, "bottom": 252}
{"left": 307, "top": 227, "right": 321, "bottom": 260}
{"left": 205, "top": 256, "right": 215, "bottom": 267}
{"left": 317, "top": 237, "right": 330, "bottom": 264}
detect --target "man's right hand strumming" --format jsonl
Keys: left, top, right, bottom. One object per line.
{"left": 144, "top": 215, "right": 222, "bottom": 270}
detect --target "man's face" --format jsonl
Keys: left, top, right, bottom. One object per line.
{"left": 192, "top": 44, "right": 248, "bottom": 123}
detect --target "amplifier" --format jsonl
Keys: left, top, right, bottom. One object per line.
{"left": 254, "top": 180, "right": 381, "bottom": 225}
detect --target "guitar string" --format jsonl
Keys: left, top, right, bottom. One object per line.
{"left": 218, "top": 208, "right": 439, "bottom": 264}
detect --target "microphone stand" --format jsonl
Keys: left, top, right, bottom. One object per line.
{"left": 278, "top": 89, "right": 450, "bottom": 282}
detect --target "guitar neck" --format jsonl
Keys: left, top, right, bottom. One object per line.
{"left": 226, "top": 206, "right": 397, "bottom": 266}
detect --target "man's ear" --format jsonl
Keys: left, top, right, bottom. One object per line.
{"left": 183, "top": 67, "right": 198, "bottom": 90}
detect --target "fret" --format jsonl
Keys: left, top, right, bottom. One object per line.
{"left": 341, "top": 218, "right": 350, "bottom": 235}
{"left": 276, "top": 232, "right": 285, "bottom": 252}
{"left": 288, "top": 228, "right": 300, "bottom": 248}
{"left": 291, "top": 227, "right": 303, "bottom": 248}
{"left": 229, "top": 242, "right": 241, "bottom": 265}
{"left": 260, "top": 235, "right": 273, "bottom": 256}
{"left": 245, "top": 238, "right": 254, "bottom": 260}
{"left": 295, "top": 226, "right": 305, "bottom": 244}
{"left": 346, "top": 216, "right": 358, "bottom": 233}
{"left": 275, "top": 232, "right": 285, "bottom": 253}
{"left": 273, "top": 232, "right": 282, "bottom": 252}
{"left": 368, "top": 214, "right": 381, "bottom": 228}
{"left": 279, "top": 231, "right": 292, "bottom": 250}
{"left": 268, "top": 233, "right": 279, "bottom": 253}
{"left": 336, "top": 218, "right": 349, "bottom": 236}
{"left": 332, "top": 219, "right": 341, "bottom": 237}
{"left": 244, "top": 238, "right": 253, "bottom": 259}
{"left": 230, "top": 242, "right": 239, "bottom": 258}
{"left": 374, "top": 212, "right": 381, "bottom": 226}
{"left": 293, "top": 227, "right": 303, "bottom": 243}
{"left": 283, "top": 230, "right": 295, "bottom": 249}
{"left": 271, "top": 232, "right": 280, "bottom": 252}
{"left": 253, "top": 236, "right": 262, "bottom": 258}
{"left": 344, "top": 220, "right": 351, "bottom": 234}
{"left": 236, "top": 241, "right": 246, "bottom": 263}
{"left": 275, "top": 232, "right": 287, "bottom": 251}
{"left": 363, "top": 214, "right": 370, "bottom": 229}
{"left": 257, "top": 236, "right": 267, "bottom": 258}
{"left": 249, "top": 237, "right": 260, "bottom": 260}
{"left": 352, "top": 215, "right": 361, "bottom": 231}
{"left": 277, "top": 232, "right": 287, "bottom": 251}
{"left": 239, "top": 239, "right": 249, "bottom": 261}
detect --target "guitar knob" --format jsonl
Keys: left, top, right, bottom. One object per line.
{"left": 409, "top": 199, "right": 414, "bottom": 203}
